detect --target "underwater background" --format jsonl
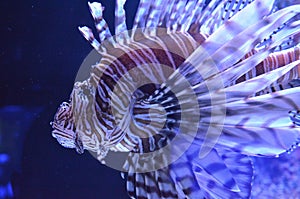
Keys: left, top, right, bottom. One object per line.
{"left": 1, "top": 0, "right": 300, "bottom": 198}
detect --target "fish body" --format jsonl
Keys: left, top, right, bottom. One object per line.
{"left": 51, "top": 0, "right": 300, "bottom": 198}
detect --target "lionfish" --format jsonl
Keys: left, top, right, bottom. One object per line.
{"left": 51, "top": 0, "right": 300, "bottom": 198}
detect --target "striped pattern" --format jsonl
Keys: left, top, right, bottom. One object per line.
{"left": 78, "top": 2, "right": 114, "bottom": 52}
{"left": 201, "top": 0, "right": 254, "bottom": 34}
{"left": 235, "top": 45, "right": 300, "bottom": 93}
{"left": 289, "top": 109, "right": 300, "bottom": 126}
{"left": 51, "top": 0, "right": 300, "bottom": 198}
{"left": 51, "top": 102, "right": 84, "bottom": 154}
{"left": 123, "top": 144, "right": 253, "bottom": 198}
{"left": 193, "top": 148, "right": 253, "bottom": 198}
{"left": 91, "top": 32, "right": 200, "bottom": 153}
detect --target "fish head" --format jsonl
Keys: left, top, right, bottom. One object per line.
{"left": 51, "top": 101, "right": 84, "bottom": 154}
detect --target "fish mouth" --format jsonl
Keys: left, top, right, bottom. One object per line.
{"left": 50, "top": 101, "right": 77, "bottom": 145}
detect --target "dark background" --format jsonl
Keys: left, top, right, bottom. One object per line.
{"left": 0, "top": 0, "right": 139, "bottom": 198}
{"left": 2, "top": 0, "right": 300, "bottom": 199}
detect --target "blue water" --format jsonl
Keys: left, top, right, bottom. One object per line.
{"left": 1, "top": 0, "right": 129, "bottom": 198}
{"left": 1, "top": 0, "right": 300, "bottom": 198}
